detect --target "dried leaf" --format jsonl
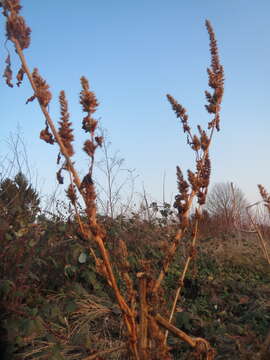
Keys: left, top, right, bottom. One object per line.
{"left": 3, "top": 55, "right": 13, "bottom": 88}
{"left": 66, "top": 183, "right": 77, "bottom": 205}
{"left": 40, "top": 126, "right": 54, "bottom": 144}
{"left": 26, "top": 94, "right": 36, "bottom": 104}
{"left": 56, "top": 169, "right": 64, "bottom": 185}
{"left": 16, "top": 66, "right": 25, "bottom": 87}
{"left": 95, "top": 136, "right": 103, "bottom": 147}
{"left": 80, "top": 173, "right": 93, "bottom": 190}
{"left": 57, "top": 152, "right": 61, "bottom": 165}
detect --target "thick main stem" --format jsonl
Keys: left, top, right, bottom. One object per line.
{"left": 138, "top": 275, "right": 148, "bottom": 358}
{"left": 164, "top": 213, "right": 200, "bottom": 343}
{"left": 152, "top": 189, "right": 196, "bottom": 294}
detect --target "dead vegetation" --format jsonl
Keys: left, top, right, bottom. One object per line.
{"left": 1, "top": 1, "right": 270, "bottom": 359}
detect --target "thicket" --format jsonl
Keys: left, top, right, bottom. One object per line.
{"left": 1, "top": 1, "right": 270, "bottom": 359}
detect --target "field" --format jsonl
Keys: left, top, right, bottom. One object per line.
{"left": 1, "top": 207, "right": 270, "bottom": 359}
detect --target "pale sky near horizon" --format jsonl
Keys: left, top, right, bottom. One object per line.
{"left": 1, "top": 0, "right": 270, "bottom": 207}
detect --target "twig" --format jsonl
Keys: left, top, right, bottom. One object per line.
{"left": 246, "top": 204, "right": 270, "bottom": 265}
{"left": 82, "top": 345, "right": 126, "bottom": 360}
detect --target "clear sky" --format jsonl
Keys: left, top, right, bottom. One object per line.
{"left": 1, "top": 0, "right": 270, "bottom": 207}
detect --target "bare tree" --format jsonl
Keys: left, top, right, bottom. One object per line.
{"left": 0, "top": 131, "right": 32, "bottom": 183}
{"left": 206, "top": 182, "right": 249, "bottom": 229}
{"left": 95, "top": 127, "right": 137, "bottom": 218}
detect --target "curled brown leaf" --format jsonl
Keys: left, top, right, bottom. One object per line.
{"left": 3, "top": 54, "right": 13, "bottom": 87}
{"left": 16, "top": 66, "right": 24, "bottom": 86}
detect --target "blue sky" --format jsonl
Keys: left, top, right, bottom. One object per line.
{"left": 1, "top": 0, "right": 270, "bottom": 206}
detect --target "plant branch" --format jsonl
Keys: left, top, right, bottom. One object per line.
{"left": 164, "top": 208, "right": 200, "bottom": 343}
{"left": 11, "top": 37, "right": 82, "bottom": 191}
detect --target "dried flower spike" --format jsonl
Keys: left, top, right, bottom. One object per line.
{"left": 80, "top": 76, "right": 99, "bottom": 133}
{"left": 4, "top": 0, "right": 31, "bottom": 49}
{"left": 258, "top": 184, "right": 270, "bottom": 210}
{"left": 58, "top": 91, "right": 74, "bottom": 156}
{"left": 167, "top": 94, "right": 191, "bottom": 134}
{"left": 205, "top": 20, "right": 224, "bottom": 130}
{"left": 3, "top": 0, "right": 22, "bottom": 14}
{"left": 32, "top": 68, "right": 52, "bottom": 107}
{"left": 80, "top": 76, "right": 99, "bottom": 114}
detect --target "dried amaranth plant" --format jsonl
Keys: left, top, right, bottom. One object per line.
{"left": 1, "top": 1, "right": 224, "bottom": 359}
{"left": 162, "top": 19, "right": 224, "bottom": 340}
